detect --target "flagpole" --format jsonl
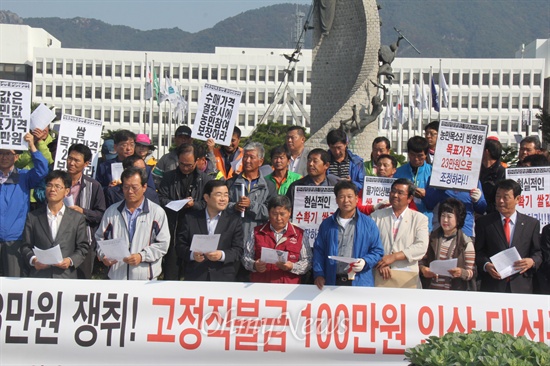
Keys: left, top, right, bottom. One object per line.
{"left": 149, "top": 60, "right": 154, "bottom": 138}
{"left": 397, "top": 86, "right": 403, "bottom": 154}
{"left": 142, "top": 53, "right": 148, "bottom": 134}
{"left": 428, "top": 67, "right": 433, "bottom": 123}
{"left": 419, "top": 78, "right": 424, "bottom": 135}
{"left": 438, "top": 59, "right": 442, "bottom": 121}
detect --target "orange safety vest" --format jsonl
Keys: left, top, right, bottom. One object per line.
{"left": 213, "top": 147, "right": 244, "bottom": 180}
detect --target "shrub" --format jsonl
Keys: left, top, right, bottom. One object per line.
{"left": 405, "top": 330, "right": 550, "bottom": 366}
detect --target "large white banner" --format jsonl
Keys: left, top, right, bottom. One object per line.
{"left": 191, "top": 84, "right": 242, "bottom": 146}
{"left": 292, "top": 186, "right": 338, "bottom": 242}
{"left": 431, "top": 120, "right": 487, "bottom": 191}
{"left": 362, "top": 176, "right": 395, "bottom": 206}
{"left": 0, "top": 278, "right": 548, "bottom": 365}
{"left": 53, "top": 114, "right": 102, "bottom": 178}
{"left": 0, "top": 79, "right": 32, "bottom": 150}
{"left": 506, "top": 167, "right": 550, "bottom": 230}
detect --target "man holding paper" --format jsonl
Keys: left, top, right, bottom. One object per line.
{"left": 21, "top": 170, "right": 89, "bottom": 278}
{"left": 475, "top": 179, "right": 541, "bottom": 293}
{"left": 177, "top": 180, "right": 243, "bottom": 282}
{"left": 313, "top": 181, "right": 384, "bottom": 289}
{"left": 96, "top": 167, "right": 169, "bottom": 280}
{"left": 242, "top": 195, "right": 312, "bottom": 284}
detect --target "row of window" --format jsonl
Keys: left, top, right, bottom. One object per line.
{"left": 34, "top": 60, "right": 311, "bottom": 83}
{"left": 34, "top": 84, "right": 312, "bottom": 106}
{"left": 388, "top": 70, "right": 542, "bottom": 87}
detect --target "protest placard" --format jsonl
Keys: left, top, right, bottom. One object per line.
{"left": 0, "top": 79, "right": 31, "bottom": 150}
{"left": 430, "top": 120, "right": 487, "bottom": 191}
{"left": 362, "top": 176, "right": 395, "bottom": 206}
{"left": 291, "top": 186, "right": 337, "bottom": 242}
{"left": 506, "top": 167, "right": 550, "bottom": 230}
{"left": 53, "top": 114, "right": 102, "bottom": 178}
{"left": 191, "top": 84, "right": 242, "bottom": 146}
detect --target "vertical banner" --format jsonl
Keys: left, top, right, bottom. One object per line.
{"left": 191, "top": 84, "right": 242, "bottom": 146}
{"left": 291, "top": 186, "right": 338, "bottom": 242}
{"left": 506, "top": 167, "right": 550, "bottom": 231}
{"left": 430, "top": 120, "right": 487, "bottom": 190}
{"left": 362, "top": 177, "right": 396, "bottom": 206}
{"left": 0, "top": 80, "right": 32, "bottom": 150}
{"left": 54, "top": 115, "right": 103, "bottom": 178}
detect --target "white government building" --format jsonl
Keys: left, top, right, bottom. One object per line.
{"left": 0, "top": 24, "right": 548, "bottom": 154}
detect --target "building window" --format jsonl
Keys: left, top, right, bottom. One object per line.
{"left": 114, "top": 110, "right": 121, "bottom": 123}
{"left": 104, "top": 87, "right": 111, "bottom": 100}
{"left": 115, "top": 65, "right": 122, "bottom": 77}
{"left": 125, "top": 65, "right": 131, "bottom": 77}
{"left": 46, "top": 62, "right": 53, "bottom": 74}
{"left": 191, "top": 89, "right": 198, "bottom": 102}
{"left": 124, "top": 110, "right": 131, "bottom": 123}
{"left": 522, "top": 96, "right": 530, "bottom": 109}
{"left": 511, "top": 118, "right": 519, "bottom": 132}
{"left": 95, "top": 87, "right": 102, "bottom": 99}
{"left": 85, "top": 86, "right": 91, "bottom": 99}
{"left": 192, "top": 67, "right": 199, "bottom": 79}
{"left": 239, "top": 114, "right": 245, "bottom": 127}
{"left": 105, "top": 65, "right": 112, "bottom": 77}
{"left": 134, "top": 66, "right": 141, "bottom": 78}
{"left": 249, "top": 69, "right": 256, "bottom": 82}
{"left": 133, "top": 111, "right": 140, "bottom": 123}
{"left": 461, "top": 96, "right": 468, "bottom": 108}
{"left": 45, "top": 85, "right": 52, "bottom": 97}
{"left": 402, "top": 72, "right": 410, "bottom": 84}
{"left": 491, "top": 119, "right": 498, "bottom": 132}
{"left": 202, "top": 67, "right": 208, "bottom": 80}
{"left": 86, "top": 63, "right": 92, "bottom": 76}
{"left": 65, "top": 85, "right": 72, "bottom": 98}
{"left": 221, "top": 67, "right": 228, "bottom": 80}
{"left": 451, "top": 72, "right": 459, "bottom": 85}
{"left": 461, "top": 73, "right": 469, "bottom": 86}
{"left": 258, "top": 91, "right": 265, "bottom": 104}
{"left": 56, "top": 62, "right": 63, "bottom": 75}
{"left": 534, "top": 73, "right": 541, "bottom": 86}
{"left": 492, "top": 73, "right": 499, "bottom": 86}
{"left": 248, "top": 91, "right": 256, "bottom": 104}
{"left": 65, "top": 62, "right": 73, "bottom": 75}
{"left": 492, "top": 96, "right": 499, "bottom": 109}
{"left": 502, "top": 73, "right": 510, "bottom": 86}
{"left": 95, "top": 64, "right": 102, "bottom": 76}
{"left": 104, "top": 110, "right": 111, "bottom": 122}
{"left": 512, "top": 96, "right": 519, "bottom": 109}
{"left": 482, "top": 73, "right": 489, "bottom": 86}
{"left": 259, "top": 69, "right": 266, "bottom": 82}
{"left": 115, "top": 87, "right": 121, "bottom": 100}
{"left": 85, "top": 109, "right": 91, "bottom": 118}
{"left": 35, "top": 84, "right": 43, "bottom": 97}
{"left": 451, "top": 96, "right": 459, "bottom": 108}
{"left": 182, "top": 66, "right": 189, "bottom": 79}
{"left": 248, "top": 114, "right": 255, "bottom": 127}
{"left": 278, "top": 70, "right": 285, "bottom": 82}
{"left": 306, "top": 93, "right": 311, "bottom": 105}
{"left": 64, "top": 108, "right": 72, "bottom": 115}
{"left": 513, "top": 73, "right": 520, "bottom": 86}
{"left": 36, "top": 61, "right": 43, "bottom": 74}
{"left": 523, "top": 73, "right": 530, "bottom": 86}
{"left": 240, "top": 69, "right": 246, "bottom": 81}
{"left": 533, "top": 97, "right": 541, "bottom": 108}
{"left": 163, "top": 66, "right": 170, "bottom": 78}
{"left": 55, "top": 85, "right": 62, "bottom": 98}
{"left": 76, "top": 63, "right": 83, "bottom": 76}
{"left": 172, "top": 66, "right": 179, "bottom": 79}
{"left": 481, "top": 96, "right": 488, "bottom": 109}
{"left": 230, "top": 68, "right": 237, "bottom": 81}
{"left": 297, "top": 69, "right": 304, "bottom": 83}
{"left": 94, "top": 109, "right": 101, "bottom": 120}
{"left": 471, "top": 95, "right": 479, "bottom": 109}
{"left": 268, "top": 69, "right": 275, "bottom": 82}
{"left": 211, "top": 68, "right": 218, "bottom": 80}
{"left": 472, "top": 73, "right": 479, "bottom": 86}
{"left": 306, "top": 70, "right": 311, "bottom": 83}
{"left": 134, "top": 88, "right": 141, "bottom": 100}
{"left": 124, "top": 88, "right": 131, "bottom": 100}
{"left": 501, "top": 96, "right": 509, "bottom": 109}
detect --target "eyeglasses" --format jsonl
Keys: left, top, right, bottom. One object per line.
{"left": 390, "top": 189, "right": 408, "bottom": 196}
{"left": 0, "top": 152, "right": 16, "bottom": 157}
{"left": 46, "top": 183, "right": 67, "bottom": 191}
{"left": 122, "top": 185, "right": 143, "bottom": 192}
{"left": 118, "top": 143, "right": 135, "bottom": 149}
{"left": 178, "top": 162, "right": 195, "bottom": 169}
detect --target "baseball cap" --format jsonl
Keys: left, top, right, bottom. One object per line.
{"left": 175, "top": 125, "right": 192, "bottom": 137}
{"left": 101, "top": 139, "right": 117, "bottom": 160}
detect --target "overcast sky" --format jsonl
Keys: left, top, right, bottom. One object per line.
{"left": 1, "top": 0, "right": 312, "bottom": 33}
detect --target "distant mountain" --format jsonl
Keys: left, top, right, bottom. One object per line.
{"left": 1, "top": 0, "right": 548, "bottom": 58}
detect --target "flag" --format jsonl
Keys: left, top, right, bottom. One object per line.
{"left": 439, "top": 71, "right": 449, "bottom": 108}
{"left": 396, "top": 88, "right": 405, "bottom": 125}
{"left": 173, "top": 94, "right": 188, "bottom": 123}
{"left": 409, "top": 88, "right": 415, "bottom": 121}
{"left": 414, "top": 82, "right": 422, "bottom": 109}
{"left": 383, "top": 90, "right": 393, "bottom": 128}
{"left": 165, "top": 78, "right": 179, "bottom": 104}
{"left": 153, "top": 66, "right": 163, "bottom": 105}
{"left": 431, "top": 77, "right": 440, "bottom": 112}
{"left": 145, "top": 63, "right": 153, "bottom": 100}
{"left": 421, "top": 80, "right": 429, "bottom": 110}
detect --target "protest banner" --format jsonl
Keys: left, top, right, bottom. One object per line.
{"left": 53, "top": 114, "right": 102, "bottom": 178}
{"left": 291, "top": 186, "right": 337, "bottom": 242}
{"left": 0, "top": 79, "right": 31, "bottom": 150}
{"left": 0, "top": 278, "right": 548, "bottom": 365}
{"left": 362, "top": 176, "right": 396, "bottom": 206}
{"left": 430, "top": 120, "right": 487, "bottom": 191}
{"left": 506, "top": 167, "right": 550, "bottom": 230}
{"left": 191, "top": 84, "right": 242, "bottom": 146}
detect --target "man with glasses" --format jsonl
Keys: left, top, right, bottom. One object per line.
{"left": 371, "top": 178, "right": 429, "bottom": 288}
{"left": 158, "top": 143, "right": 212, "bottom": 280}
{"left": 21, "top": 170, "right": 89, "bottom": 278}
{"left": 96, "top": 167, "right": 169, "bottom": 280}
{"left": 424, "top": 121, "right": 439, "bottom": 164}
{"left": 96, "top": 129, "right": 136, "bottom": 189}
{"left": 1, "top": 133, "right": 48, "bottom": 277}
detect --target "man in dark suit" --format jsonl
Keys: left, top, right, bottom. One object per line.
{"left": 21, "top": 170, "right": 89, "bottom": 278}
{"left": 475, "top": 179, "right": 542, "bottom": 293}
{"left": 66, "top": 143, "right": 106, "bottom": 279}
{"left": 177, "top": 180, "right": 243, "bottom": 281}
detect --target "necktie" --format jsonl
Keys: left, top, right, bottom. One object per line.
{"left": 503, "top": 217, "right": 511, "bottom": 245}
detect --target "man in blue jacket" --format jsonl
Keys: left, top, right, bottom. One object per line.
{"left": 326, "top": 128, "right": 365, "bottom": 190}
{"left": 313, "top": 180, "right": 384, "bottom": 289}
{"left": 0, "top": 133, "right": 49, "bottom": 276}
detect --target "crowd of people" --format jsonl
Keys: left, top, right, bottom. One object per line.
{"left": 1, "top": 122, "right": 549, "bottom": 296}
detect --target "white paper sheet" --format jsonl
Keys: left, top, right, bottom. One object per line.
{"left": 190, "top": 234, "right": 220, "bottom": 254}
{"left": 97, "top": 238, "right": 130, "bottom": 261}
{"left": 63, "top": 195, "right": 74, "bottom": 207}
{"left": 260, "top": 247, "right": 288, "bottom": 264}
{"left": 235, "top": 183, "right": 245, "bottom": 218}
{"left": 328, "top": 255, "right": 359, "bottom": 264}
{"left": 30, "top": 103, "right": 56, "bottom": 130}
{"left": 429, "top": 258, "right": 458, "bottom": 277}
{"left": 490, "top": 246, "right": 522, "bottom": 279}
{"left": 165, "top": 199, "right": 191, "bottom": 212}
{"left": 111, "top": 162, "right": 124, "bottom": 182}
{"left": 34, "top": 245, "right": 63, "bottom": 265}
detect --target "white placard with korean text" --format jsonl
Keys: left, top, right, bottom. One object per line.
{"left": 53, "top": 114, "right": 102, "bottom": 178}
{"left": 291, "top": 186, "right": 337, "bottom": 243}
{"left": 1, "top": 278, "right": 548, "bottom": 365}
{"left": 362, "top": 177, "right": 396, "bottom": 206}
{"left": 506, "top": 167, "right": 550, "bottom": 231}
{"left": 191, "top": 84, "right": 242, "bottom": 146}
{"left": 430, "top": 120, "right": 487, "bottom": 191}
{"left": 0, "top": 79, "right": 32, "bottom": 150}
